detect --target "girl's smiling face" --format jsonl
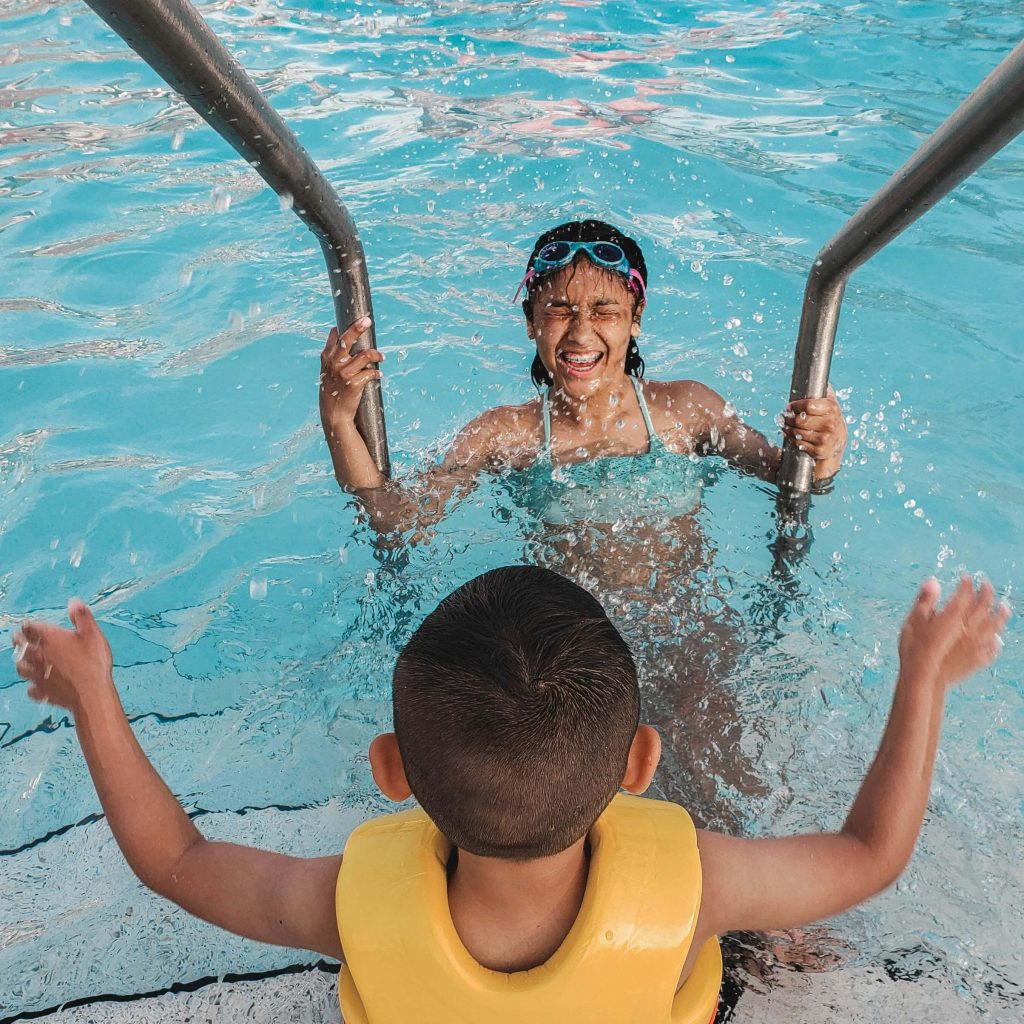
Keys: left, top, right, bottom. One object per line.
{"left": 526, "top": 257, "right": 644, "bottom": 400}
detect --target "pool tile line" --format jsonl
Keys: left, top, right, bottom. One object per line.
{"left": 0, "top": 960, "right": 341, "bottom": 1024}
{"left": 0, "top": 812, "right": 105, "bottom": 859}
{"left": 0, "top": 797, "right": 339, "bottom": 857}
{"left": 0, "top": 703, "right": 240, "bottom": 751}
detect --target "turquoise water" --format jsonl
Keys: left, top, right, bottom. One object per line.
{"left": 1, "top": 0, "right": 1022, "bottom": 1018}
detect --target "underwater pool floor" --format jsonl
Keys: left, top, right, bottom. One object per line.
{"left": 39, "top": 960, "right": 983, "bottom": 1024}
{"left": 3, "top": 2, "right": 1022, "bottom": 1019}
{"left": 9, "top": 802, "right": 999, "bottom": 1024}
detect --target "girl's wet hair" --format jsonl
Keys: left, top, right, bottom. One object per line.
{"left": 392, "top": 566, "right": 640, "bottom": 860}
{"left": 524, "top": 219, "right": 648, "bottom": 388}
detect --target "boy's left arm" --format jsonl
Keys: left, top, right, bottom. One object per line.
{"left": 689, "top": 576, "right": 1008, "bottom": 949}
{"left": 13, "top": 602, "right": 343, "bottom": 961}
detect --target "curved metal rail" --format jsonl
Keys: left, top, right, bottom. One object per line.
{"left": 778, "top": 38, "right": 1024, "bottom": 521}
{"left": 82, "top": 0, "right": 390, "bottom": 476}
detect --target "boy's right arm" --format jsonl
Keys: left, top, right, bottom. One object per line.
{"left": 14, "top": 603, "right": 344, "bottom": 962}
{"left": 692, "top": 577, "right": 1008, "bottom": 944}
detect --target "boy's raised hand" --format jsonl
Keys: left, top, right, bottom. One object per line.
{"left": 694, "top": 572, "right": 1008, "bottom": 949}
{"left": 14, "top": 598, "right": 345, "bottom": 963}
{"left": 14, "top": 600, "right": 113, "bottom": 712}
{"left": 898, "top": 576, "right": 1010, "bottom": 689}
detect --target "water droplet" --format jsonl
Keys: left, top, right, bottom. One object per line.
{"left": 278, "top": 192, "right": 294, "bottom": 212}
{"left": 211, "top": 187, "right": 232, "bottom": 213}
{"left": 171, "top": 129, "right": 185, "bottom": 151}
{"left": 723, "top": 274, "right": 734, "bottom": 286}
{"left": 179, "top": 268, "right": 193, "bottom": 288}
{"left": 249, "top": 577, "right": 268, "bottom": 600}
{"left": 68, "top": 541, "right": 85, "bottom": 569}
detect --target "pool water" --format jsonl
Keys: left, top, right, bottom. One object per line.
{"left": 1, "top": 0, "right": 1022, "bottom": 1019}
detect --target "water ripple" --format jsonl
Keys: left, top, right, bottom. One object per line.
{"left": 1, "top": 1, "right": 1022, "bottom": 1019}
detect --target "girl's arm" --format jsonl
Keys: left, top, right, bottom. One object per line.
{"left": 321, "top": 318, "right": 534, "bottom": 536}
{"left": 319, "top": 317, "right": 387, "bottom": 491}
{"left": 14, "top": 603, "right": 343, "bottom": 960}
{"left": 685, "top": 381, "right": 846, "bottom": 484}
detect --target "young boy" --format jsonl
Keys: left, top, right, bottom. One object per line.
{"left": 13, "top": 567, "right": 1007, "bottom": 1022}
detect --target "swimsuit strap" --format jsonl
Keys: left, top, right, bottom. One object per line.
{"left": 542, "top": 377, "right": 661, "bottom": 460}
{"left": 541, "top": 387, "right": 553, "bottom": 455}
{"left": 630, "top": 375, "right": 663, "bottom": 448}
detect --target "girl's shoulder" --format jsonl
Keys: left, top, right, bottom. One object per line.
{"left": 467, "top": 397, "right": 542, "bottom": 440}
{"left": 640, "top": 378, "right": 727, "bottom": 450}
{"left": 450, "top": 397, "right": 543, "bottom": 470}
{"left": 641, "top": 378, "right": 724, "bottom": 420}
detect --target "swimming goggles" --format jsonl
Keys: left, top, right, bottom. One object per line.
{"left": 513, "top": 240, "right": 647, "bottom": 301}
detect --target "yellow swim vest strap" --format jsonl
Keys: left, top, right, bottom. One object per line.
{"left": 336, "top": 795, "right": 721, "bottom": 1024}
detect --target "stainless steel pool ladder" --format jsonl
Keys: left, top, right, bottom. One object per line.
{"left": 778, "top": 37, "right": 1024, "bottom": 523}
{"left": 81, "top": 0, "right": 391, "bottom": 477}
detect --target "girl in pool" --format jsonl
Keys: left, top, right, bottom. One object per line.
{"left": 322, "top": 219, "right": 847, "bottom": 830}
{"left": 318, "top": 219, "right": 847, "bottom": 534}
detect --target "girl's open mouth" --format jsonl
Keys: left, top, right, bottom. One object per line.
{"left": 557, "top": 350, "right": 603, "bottom": 377}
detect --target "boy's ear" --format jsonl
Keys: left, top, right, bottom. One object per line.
{"left": 621, "top": 725, "right": 661, "bottom": 794}
{"left": 369, "top": 733, "right": 412, "bottom": 802}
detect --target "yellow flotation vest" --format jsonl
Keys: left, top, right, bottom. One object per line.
{"left": 335, "top": 793, "right": 722, "bottom": 1023}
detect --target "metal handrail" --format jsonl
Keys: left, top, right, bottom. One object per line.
{"left": 778, "top": 38, "right": 1024, "bottom": 519}
{"left": 82, "top": 0, "right": 391, "bottom": 476}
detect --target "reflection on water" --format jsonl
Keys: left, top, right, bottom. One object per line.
{"left": 1, "top": 0, "right": 1022, "bottom": 1018}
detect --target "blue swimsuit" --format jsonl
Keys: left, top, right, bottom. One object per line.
{"left": 512, "top": 376, "right": 705, "bottom": 526}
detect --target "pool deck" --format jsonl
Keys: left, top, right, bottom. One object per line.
{"left": 37, "top": 962, "right": 985, "bottom": 1023}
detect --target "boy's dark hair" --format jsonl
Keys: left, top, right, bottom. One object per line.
{"left": 393, "top": 566, "right": 640, "bottom": 860}
{"left": 523, "top": 219, "right": 648, "bottom": 388}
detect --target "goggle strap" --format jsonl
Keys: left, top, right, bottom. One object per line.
{"left": 512, "top": 260, "right": 646, "bottom": 302}
{"left": 512, "top": 268, "right": 536, "bottom": 302}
